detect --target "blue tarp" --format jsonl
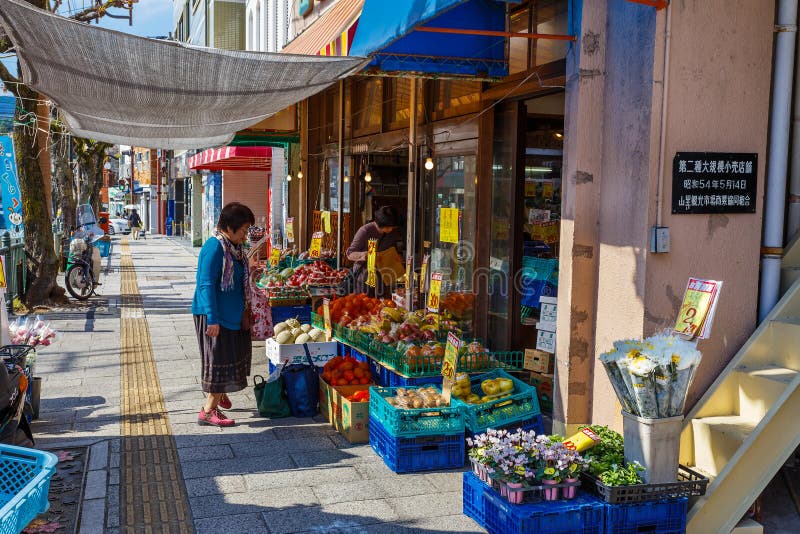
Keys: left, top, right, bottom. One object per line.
{"left": 350, "top": 0, "right": 510, "bottom": 78}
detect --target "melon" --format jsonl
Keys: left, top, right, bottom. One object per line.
{"left": 291, "top": 327, "right": 304, "bottom": 338}
{"left": 300, "top": 324, "right": 313, "bottom": 333}
{"left": 286, "top": 318, "right": 301, "bottom": 329}
{"left": 309, "top": 329, "right": 326, "bottom": 341}
{"left": 295, "top": 333, "right": 312, "bottom": 344}
{"left": 273, "top": 322, "right": 289, "bottom": 335}
{"left": 275, "top": 331, "right": 294, "bottom": 344}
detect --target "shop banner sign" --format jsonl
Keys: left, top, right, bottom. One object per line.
{"left": 0, "top": 136, "right": 23, "bottom": 236}
{"left": 672, "top": 152, "right": 757, "bottom": 214}
{"left": 427, "top": 272, "right": 443, "bottom": 313}
{"left": 440, "top": 332, "right": 461, "bottom": 405}
{"left": 321, "top": 210, "right": 331, "bottom": 234}
{"left": 366, "top": 238, "right": 377, "bottom": 287}
{"left": 323, "top": 298, "right": 332, "bottom": 341}
{"left": 309, "top": 231, "right": 323, "bottom": 259}
{"left": 269, "top": 247, "right": 281, "bottom": 267}
{"left": 286, "top": 217, "right": 295, "bottom": 242}
{"left": 440, "top": 207, "right": 460, "bottom": 244}
{"left": 674, "top": 277, "right": 722, "bottom": 339}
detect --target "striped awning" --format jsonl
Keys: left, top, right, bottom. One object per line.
{"left": 282, "top": 0, "right": 362, "bottom": 56}
{"left": 188, "top": 146, "right": 272, "bottom": 171}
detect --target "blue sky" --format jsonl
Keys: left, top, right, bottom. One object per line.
{"left": 2, "top": 0, "right": 174, "bottom": 79}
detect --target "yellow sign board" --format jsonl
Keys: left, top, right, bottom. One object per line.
{"left": 309, "top": 231, "right": 323, "bottom": 259}
{"left": 366, "top": 238, "right": 377, "bottom": 288}
{"left": 439, "top": 208, "right": 460, "bottom": 244}
{"left": 286, "top": 217, "right": 295, "bottom": 243}
{"left": 323, "top": 298, "right": 332, "bottom": 341}
{"left": 269, "top": 247, "right": 281, "bottom": 267}
{"left": 674, "top": 278, "right": 722, "bottom": 340}
{"left": 321, "top": 211, "right": 331, "bottom": 234}
{"left": 440, "top": 332, "right": 461, "bottom": 405}
{"left": 524, "top": 181, "right": 536, "bottom": 197}
{"left": 427, "top": 272, "right": 442, "bottom": 313}
{"left": 543, "top": 182, "right": 555, "bottom": 199}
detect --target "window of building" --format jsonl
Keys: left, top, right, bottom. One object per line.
{"left": 508, "top": 0, "right": 569, "bottom": 75}
{"left": 352, "top": 78, "right": 383, "bottom": 136}
{"left": 383, "top": 78, "right": 411, "bottom": 131}
{"left": 432, "top": 80, "right": 480, "bottom": 121}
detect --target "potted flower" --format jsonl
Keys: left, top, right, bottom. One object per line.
{"left": 560, "top": 450, "right": 588, "bottom": 499}
{"left": 536, "top": 440, "right": 568, "bottom": 500}
{"left": 467, "top": 428, "right": 509, "bottom": 484}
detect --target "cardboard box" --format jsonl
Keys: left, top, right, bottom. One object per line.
{"left": 265, "top": 339, "right": 338, "bottom": 367}
{"left": 524, "top": 349, "right": 554, "bottom": 374}
{"left": 536, "top": 329, "right": 556, "bottom": 353}
{"left": 319, "top": 378, "right": 371, "bottom": 443}
{"left": 529, "top": 371, "right": 554, "bottom": 414}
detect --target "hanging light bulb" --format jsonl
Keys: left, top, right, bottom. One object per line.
{"left": 297, "top": 165, "right": 303, "bottom": 180}
{"left": 364, "top": 170, "right": 372, "bottom": 183}
{"left": 424, "top": 157, "right": 434, "bottom": 171}
{"left": 344, "top": 174, "right": 350, "bottom": 183}
{"left": 286, "top": 172, "right": 292, "bottom": 182}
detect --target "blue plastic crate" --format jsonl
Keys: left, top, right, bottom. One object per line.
{"left": 95, "top": 238, "right": 111, "bottom": 258}
{"left": 467, "top": 413, "right": 545, "bottom": 442}
{"left": 365, "top": 356, "right": 444, "bottom": 387}
{"left": 370, "top": 386, "right": 465, "bottom": 438}
{"left": 520, "top": 279, "right": 557, "bottom": 308}
{"left": 337, "top": 342, "right": 349, "bottom": 357}
{"left": 271, "top": 305, "right": 312, "bottom": 326}
{"left": 0, "top": 445, "right": 58, "bottom": 534}
{"left": 605, "top": 497, "right": 688, "bottom": 534}
{"left": 457, "top": 369, "right": 541, "bottom": 435}
{"left": 369, "top": 416, "right": 464, "bottom": 473}
{"left": 483, "top": 485, "right": 605, "bottom": 534}
{"left": 463, "top": 471, "right": 488, "bottom": 529}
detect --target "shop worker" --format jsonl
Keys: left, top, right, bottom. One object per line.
{"left": 192, "top": 202, "right": 255, "bottom": 427}
{"left": 347, "top": 205, "right": 403, "bottom": 297}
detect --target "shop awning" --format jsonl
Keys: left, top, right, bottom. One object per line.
{"left": 188, "top": 146, "right": 272, "bottom": 172}
{"left": 281, "top": 0, "right": 363, "bottom": 56}
{"left": 0, "top": 0, "right": 366, "bottom": 149}
{"left": 349, "top": 0, "right": 510, "bottom": 78}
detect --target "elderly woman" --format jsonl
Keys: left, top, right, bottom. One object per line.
{"left": 192, "top": 202, "right": 255, "bottom": 427}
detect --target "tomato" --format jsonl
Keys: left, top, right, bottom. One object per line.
{"left": 343, "top": 370, "right": 355, "bottom": 381}
{"left": 353, "top": 367, "right": 365, "bottom": 379}
{"left": 359, "top": 377, "right": 370, "bottom": 385}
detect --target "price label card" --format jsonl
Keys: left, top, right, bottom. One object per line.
{"left": 286, "top": 217, "right": 295, "bottom": 243}
{"left": 674, "top": 278, "right": 723, "bottom": 340}
{"left": 543, "top": 182, "right": 555, "bottom": 199}
{"left": 366, "top": 238, "right": 378, "bottom": 287}
{"left": 524, "top": 181, "right": 536, "bottom": 197}
{"left": 420, "top": 254, "right": 430, "bottom": 295}
{"left": 440, "top": 332, "right": 461, "bottom": 405}
{"left": 323, "top": 297, "right": 332, "bottom": 341}
{"left": 269, "top": 247, "right": 281, "bottom": 267}
{"left": 440, "top": 207, "right": 460, "bottom": 244}
{"left": 321, "top": 211, "right": 331, "bottom": 234}
{"left": 427, "top": 272, "right": 442, "bottom": 313}
{"left": 309, "top": 231, "right": 323, "bottom": 259}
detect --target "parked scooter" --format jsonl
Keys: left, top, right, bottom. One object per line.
{"left": 0, "top": 361, "right": 33, "bottom": 447}
{"left": 65, "top": 220, "right": 109, "bottom": 301}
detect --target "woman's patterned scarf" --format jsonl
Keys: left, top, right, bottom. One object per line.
{"left": 214, "top": 230, "right": 250, "bottom": 304}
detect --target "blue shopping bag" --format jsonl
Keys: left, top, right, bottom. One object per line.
{"left": 281, "top": 345, "right": 320, "bottom": 418}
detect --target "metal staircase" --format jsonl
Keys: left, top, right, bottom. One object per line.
{"left": 679, "top": 243, "right": 800, "bottom": 533}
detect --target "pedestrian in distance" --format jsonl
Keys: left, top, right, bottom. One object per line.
{"left": 128, "top": 210, "right": 142, "bottom": 240}
{"left": 192, "top": 202, "right": 255, "bottom": 427}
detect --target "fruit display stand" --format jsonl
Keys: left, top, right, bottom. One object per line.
{"left": 318, "top": 378, "right": 371, "bottom": 443}
{"left": 368, "top": 386, "right": 465, "bottom": 473}
{"left": 268, "top": 319, "right": 338, "bottom": 367}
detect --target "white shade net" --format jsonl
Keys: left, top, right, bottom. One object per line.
{"left": 0, "top": 0, "right": 365, "bottom": 149}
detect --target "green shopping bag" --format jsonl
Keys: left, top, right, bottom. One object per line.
{"left": 253, "top": 374, "right": 291, "bottom": 418}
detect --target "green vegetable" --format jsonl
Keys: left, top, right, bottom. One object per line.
{"left": 598, "top": 462, "right": 645, "bottom": 486}
{"left": 579, "top": 425, "right": 625, "bottom": 477}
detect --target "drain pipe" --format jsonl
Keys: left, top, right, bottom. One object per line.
{"left": 789, "top": 22, "right": 800, "bottom": 240}
{"left": 760, "top": 0, "right": 799, "bottom": 322}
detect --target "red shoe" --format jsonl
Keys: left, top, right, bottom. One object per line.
{"left": 197, "top": 408, "right": 235, "bottom": 427}
{"left": 218, "top": 394, "right": 232, "bottom": 410}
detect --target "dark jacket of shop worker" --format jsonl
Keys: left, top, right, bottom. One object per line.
{"left": 346, "top": 206, "right": 403, "bottom": 297}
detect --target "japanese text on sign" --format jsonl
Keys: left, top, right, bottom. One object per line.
{"left": 269, "top": 248, "right": 281, "bottom": 267}
{"left": 309, "top": 231, "right": 323, "bottom": 259}
{"left": 440, "top": 208, "right": 460, "bottom": 244}
{"left": 366, "top": 238, "right": 377, "bottom": 288}
{"left": 321, "top": 211, "right": 331, "bottom": 234}
{"left": 674, "top": 278, "right": 723, "bottom": 340}
{"left": 672, "top": 152, "right": 757, "bottom": 214}
{"left": 427, "top": 272, "right": 443, "bottom": 313}
{"left": 440, "top": 332, "right": 461, "bottom": 405}
{"left": 286, "top": 217, "right": 295, "bottom": 242}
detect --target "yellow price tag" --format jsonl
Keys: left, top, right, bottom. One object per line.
{"left": 674, "top": 278, "right": 722, "bottom": 340}
{"left": 405, "top": 256, "right": 412, "bottom": 296}
{"left": 440, "top": 207, "right": 460, "bottom": 244}
{"left": 420, "top": 254, "right": 429, "bottom": 295}
{"left": 366, "top": 238, "right": 377, "bottom": 288}
{"left": 524, "top": 181, "right": 536, "bottom": 197}
{"left": 309, "top": 231, "right": 323, "bottom": 259}
{"left": 440, "top": 332, "right": 461, "bottom": 405}
{"left": 269, "top": 247, "right": 281, "bottom": 267}
{"left": 321, "top": 211, "right": 331, "bottom": 234}
{"left": 323, "top": 298, "right": 332, "bottom": 341}
{"left": 286, "top": 217, "right": 295, "bottom": 243}
{"left": 543, "top": 182, "right": 555, "bottom": 199}
{"left": 427, "top": 272, "right": 442, "bottom": 313}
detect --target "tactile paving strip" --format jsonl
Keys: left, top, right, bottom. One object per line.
{"left": 119, "top": 239, "right": 193, "bottom": 533}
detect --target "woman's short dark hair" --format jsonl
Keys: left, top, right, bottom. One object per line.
{"left": 218, "top": 202, "right": 255, "bottom": 232}
{"left": 374, "top": 206, "right": 397, "bottom": 229}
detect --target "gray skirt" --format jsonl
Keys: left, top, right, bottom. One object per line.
{"left": 194, "top": 314, "right": 252, "bottom": 394}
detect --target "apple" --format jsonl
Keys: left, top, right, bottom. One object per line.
{"left": 497, "top": 378, "right": 514, "bottom": 394}
{"left": 481, "top": 379, "right": 500, "bottom": 396}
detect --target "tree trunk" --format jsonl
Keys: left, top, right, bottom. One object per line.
{"left": 52, "top": 130, "right": 77, "bottom": 232}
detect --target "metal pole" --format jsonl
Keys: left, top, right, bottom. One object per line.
{"left": 406, "top": 78, "right": 418, "bottom": 310}
{"left": 760, "top": 0, "right": 798, "bottom": 321}
{"left": 337, "top": 80, "right": 345, "bottom": 270}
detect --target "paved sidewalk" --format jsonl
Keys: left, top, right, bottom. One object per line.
{"left": 30, "top": 235, "right": 481, "bottom": 534}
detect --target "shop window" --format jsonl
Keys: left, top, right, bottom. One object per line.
{"left": 353, "top": 78, "right": 383, "bottom": 136}
{"left": 383, "top": 78, "right": 411, "bottom": 131}
{"left": 432, "top": 80, "right": 480, "bottom": 121}
{"left": 328, "top": 157, "right": 351, "bottom": 214}
{"left": 508, "top": 0, "right": 569, "bottom": 75}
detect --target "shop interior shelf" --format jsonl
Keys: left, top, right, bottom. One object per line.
{"left": 369, "top": 416, "right": 464, "bottom": 474}
{"left": 369, "top": 386, "right": 465, "bottom": 438}
{"left": 457, "top": 369, "right": 541, "bottom": 435}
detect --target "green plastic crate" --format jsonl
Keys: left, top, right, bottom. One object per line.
{"left": 369, "top": 386, "right": 465, "bottom": 438}
{"left": 368, "top": 342, "right": 524, "bottom": 378}
{"left": 311, "top": 311, "right": 324, "bottom": 330}
{"left": 456, "top": 369, "right": 541, "bottom": 434}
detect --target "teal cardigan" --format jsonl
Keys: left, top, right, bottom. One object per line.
{"left": 191, "top": 238, "right": 245, "bottom": 330}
